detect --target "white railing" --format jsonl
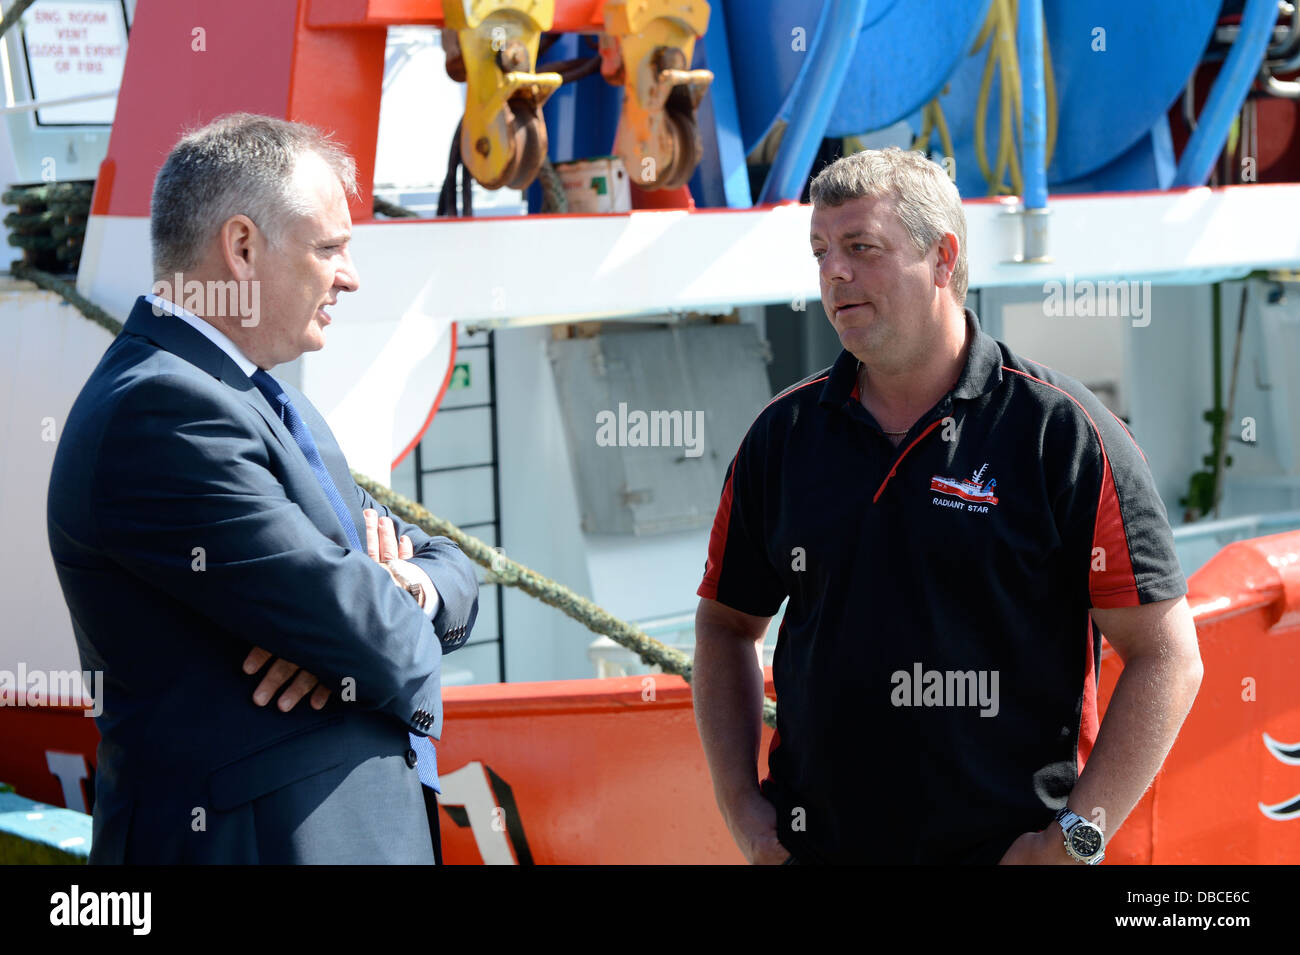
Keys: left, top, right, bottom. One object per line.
{"left": 588, "top": 607, "right": 783, "bottom": 679}
{"left": 1173, "top": 509, "right": 1300, "bottom": 576}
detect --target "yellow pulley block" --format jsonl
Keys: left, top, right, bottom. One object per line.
{"left": 600, "top": 0, "right": 713, "bottom": 191}
{"left": 443, "top": 0, "right": 562, "bottom": 191}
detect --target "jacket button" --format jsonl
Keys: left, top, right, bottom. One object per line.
{"left": 405, "top": 748, "right": 419, "bottom": 769}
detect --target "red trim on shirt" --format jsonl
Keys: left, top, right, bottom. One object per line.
{"left": 1090, "top": 462, "right": 1141, "bottom": 606}
{"left": 872, "top": 419, "right": 943, "bottom": 503}
{"left": 762, "top": 726, "right": 782, "bottom": 787}
{"left": 1106, "top": 408, "right": 1147, "bottom": 463}
{"left": 767, "top": 375, "right": 830, "bottom": 412}
{"left": 1001, "top": 367, "right": 1141, "bottom": 607}
{"left": 698, "top": 468, "right": 735, "bottom": 600}
{"left": 699, "top": 375, "right": 830, "bottom": 602}
{"left": 1078, "top": 615, "right": 1100, "bottom": 775}
{"left": 1011, "top": 354, "right": 1147, "bottom": 461}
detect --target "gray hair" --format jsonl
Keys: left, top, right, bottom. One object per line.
{"left": 809, "top": 147, "right": 968, "bottom": 305}
{"left": 150, "top": 112, "right": 359, "bottom": 279}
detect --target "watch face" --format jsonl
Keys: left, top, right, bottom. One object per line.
{"left": 1071, "top": 825, "right": 1103, "bottom": 856}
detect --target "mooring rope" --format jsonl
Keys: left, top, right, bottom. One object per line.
{"left": 9, "top": 261, "right": 779, "bottom": 727}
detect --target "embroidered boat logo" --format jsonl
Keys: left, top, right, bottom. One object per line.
{"left": 930, "top": 462, "right": 999, "bottom": 508}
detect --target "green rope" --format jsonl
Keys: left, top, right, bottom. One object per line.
{"left": 373, "top": 195, "right": 420, "bottom": 219}
{"left": 51, "top": 222, "right": 86, "bottom": 241}
{"left": 538, "top": 158, "right": 569, "bottom": 214}
{"left": 2, "top": 182, "right": 94, "bottom": 206}
{"left": 5, "top": 210, "right": 65, "bottom": 230}
{"left": 351, "top": 477, "right": 778, "bottom": 725}
{"left": 5, "top": 182, "right": 94, "bottom": 274}
{"left": 10, "top": 264, "right": 123, "bottom": 337}
{"left": 0, "top": 0, "right": 37, "bottom": 42}
{"left": 9, "top": 265, "right": 780, "bottom": 723}
{"left": 353, "top": 472, "right": 694, "bottom": 680}
{"left": 8, "top": 233, "right": 59, "bottom": 251}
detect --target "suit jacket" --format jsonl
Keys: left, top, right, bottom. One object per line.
{"left": 46, "top": 297, "right": 479, "bottom": 863}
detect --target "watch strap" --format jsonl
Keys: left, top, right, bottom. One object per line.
{"left": 1056, "top": 807, "right": 1105, "bottom": 864}
{"left": 384, "top": 559, "right": 426, "bottom": 609}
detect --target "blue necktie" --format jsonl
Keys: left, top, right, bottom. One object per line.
{"left": 250, "top": 369, "right": 439, "bottom": 792}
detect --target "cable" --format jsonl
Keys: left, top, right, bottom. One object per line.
{"left": 908, "top": 96, "right": 956, "bottom": 162}
{"left": 440, "top": 52, "right": 598, "bottom": 211}
{"left": 438, "top": 119, "right": 465, "bottom": 217}
{"left": 538, "top": 54, "right": 601, "bottom": 84}
{"left": 967, "top": 0, "right": 1057, "bottom": 197}
{"left": 537, "top": 32, "right": 561, "bottom": 58}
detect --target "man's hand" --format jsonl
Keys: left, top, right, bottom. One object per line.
{"left": 693, "top": 598, "right": 790, "bottom": 864}
{"left": 997, "top": 827, "right": 1078, "bottom": 865}
{"left": 242, "top": 647, "right": 332, "bottom": 711}
{"left": 728, "top": 789, "right": 794, "bottom": 865}
{"left": 364, "top": 507, "right": 415, "bottom": 566}
{"left": 242, "top": 508, "right": 415, "bottom": 711}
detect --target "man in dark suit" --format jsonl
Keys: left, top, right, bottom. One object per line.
{"left": 46, "top": 113, "right": 478, "bottom": 863}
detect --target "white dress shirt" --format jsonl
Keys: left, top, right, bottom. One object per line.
{"left": 143, "top": 294, "right": 439, "bottom": 618}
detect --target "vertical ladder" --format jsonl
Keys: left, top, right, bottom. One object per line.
{"left": 404, "top": 327, "right": 506, "bottom": 682}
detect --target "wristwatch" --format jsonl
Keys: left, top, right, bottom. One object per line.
{"left": 383, "top": 559, "right": 426, "bottom": 609}
{"left": 1054, "top": 807, "right": 1105, "bottom": 864}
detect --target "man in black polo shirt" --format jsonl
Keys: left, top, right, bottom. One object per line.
{"left": 692, "top": 147, "right": 1203, "bottom": 865}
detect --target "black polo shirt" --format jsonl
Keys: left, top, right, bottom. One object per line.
{"left": 697, "top": 308, "right": 1186, "bottom": 864}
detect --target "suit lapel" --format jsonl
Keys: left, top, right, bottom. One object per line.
{"left": 121, "top": 297, "right": 361, "bottom": 548}
{"left": 121, "top": 298, "right": 294, "bottom": 457}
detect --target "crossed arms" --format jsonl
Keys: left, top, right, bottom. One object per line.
{"left": 244, "top": 507, "right": 437, "bottom": 712}
{"left": 94, "top": 373, "right": 478, "bottom": 732}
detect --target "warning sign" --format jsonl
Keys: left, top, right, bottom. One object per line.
{"left": 21, "top": 0, "right": 128, "bottom": 125}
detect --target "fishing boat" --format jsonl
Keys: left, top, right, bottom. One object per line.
{"left": 931, "top": 464, "right": 999, "bottom": 505}
{"left": 2, "top": 0, "right": 1299, "bottom": 865}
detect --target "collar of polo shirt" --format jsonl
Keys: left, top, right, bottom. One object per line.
{"left": 818, "top": 308, "right": 1004, "bottom": 410}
